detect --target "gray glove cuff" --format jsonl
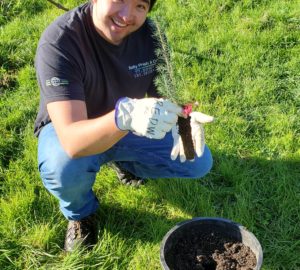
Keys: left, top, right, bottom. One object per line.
{"left": 115, "top": 97, "right": 134, "bottom": 131}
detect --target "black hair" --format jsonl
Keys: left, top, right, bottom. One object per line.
{"left": 149, "top": 0, "right": 157, "bottom": 11}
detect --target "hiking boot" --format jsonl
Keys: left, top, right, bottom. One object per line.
{"left": 109, "top": 162, "right": 146, "bottom": 187}
{"left": 64, "top": 213, "right": 99, "bottom": 252}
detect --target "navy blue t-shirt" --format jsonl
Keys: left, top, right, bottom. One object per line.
{"left": 34, "top": 2, "right": 158, "bottom": 136}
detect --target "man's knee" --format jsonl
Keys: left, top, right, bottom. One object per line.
{"left": 39, "top": 150, "right": 99, "bottom": 193}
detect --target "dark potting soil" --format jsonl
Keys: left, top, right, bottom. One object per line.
{"left": 167, "top": 229, "right": 257, "bottom": 270}
{"left": 178, "top": 116, "right": 195, "bottom": 160}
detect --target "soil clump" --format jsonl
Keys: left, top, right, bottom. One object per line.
{"left": 178, "top": 116, "right": 194, "bottom": 160}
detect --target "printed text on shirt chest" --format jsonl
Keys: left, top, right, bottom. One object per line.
{"left": 128, "top": 59, "right": 157, "bottom": 78}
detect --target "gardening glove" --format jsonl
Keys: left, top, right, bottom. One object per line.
{"left": 171, "top": 112, "right": 214, "bottom": 162}
{"left": 115, "top": 97, "right": 182, "bottom": 139}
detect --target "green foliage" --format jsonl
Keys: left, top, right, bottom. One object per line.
{"left": 0, "top": 0, "right": 299, "bottom": 269}
{"left": 152, "top": 17, "right": 193, "bottom": 105}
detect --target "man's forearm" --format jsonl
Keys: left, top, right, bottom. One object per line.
{"left": 54, "top": 110, "right": 128, "bottom": 158}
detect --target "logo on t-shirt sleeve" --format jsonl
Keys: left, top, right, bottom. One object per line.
{"left": 46, "top": 77, "right": 69, "bottom": 87}
{"left": 128, "top": 59, "right": 157, "bottom": 78}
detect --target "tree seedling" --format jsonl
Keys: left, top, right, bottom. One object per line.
{"left": 152, "top": 17, "right": 196, "bottom": 160}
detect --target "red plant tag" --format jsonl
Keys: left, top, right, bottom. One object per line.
{"left": 182, "top": 104, "right": 193, "bottom": 116}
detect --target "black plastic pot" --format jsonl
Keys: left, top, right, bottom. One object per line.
{"left": 160, "top": 217, "right": 263, "bottom": 270}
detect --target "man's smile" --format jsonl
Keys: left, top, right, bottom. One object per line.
{"left": 111, "top": 17, "right": 128, "bottom": 28}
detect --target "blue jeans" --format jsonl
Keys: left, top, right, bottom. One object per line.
{"left": 38, "top": 123, "right": 213, "bottom": 220}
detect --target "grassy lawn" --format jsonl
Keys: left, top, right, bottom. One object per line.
{"left": 0, "top": 0, "right": 299, "bottom": 269}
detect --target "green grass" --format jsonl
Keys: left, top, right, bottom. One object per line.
{"left": 0, "top": 0, "right": 299, "bottom": 269}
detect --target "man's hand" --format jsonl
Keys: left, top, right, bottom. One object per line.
{"left": 171, "top": 112, "right": 214, "bottom": 162}
{"left": 115, "top": 97, "right": 182, "bottom": 139}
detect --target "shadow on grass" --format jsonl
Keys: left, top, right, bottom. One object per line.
{"left": 97, "top": 202, "right": 185, "bottom": 245}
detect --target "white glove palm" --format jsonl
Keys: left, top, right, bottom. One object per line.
{"left": 171, "top": 112, "right": 214, "bottom": 162}
{"left": 115, "top": 97, "right": 182, "bottom": 139}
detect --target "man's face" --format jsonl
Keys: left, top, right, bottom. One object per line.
{"left": 92, "top": 0, "right": 150, "bottom": 45}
